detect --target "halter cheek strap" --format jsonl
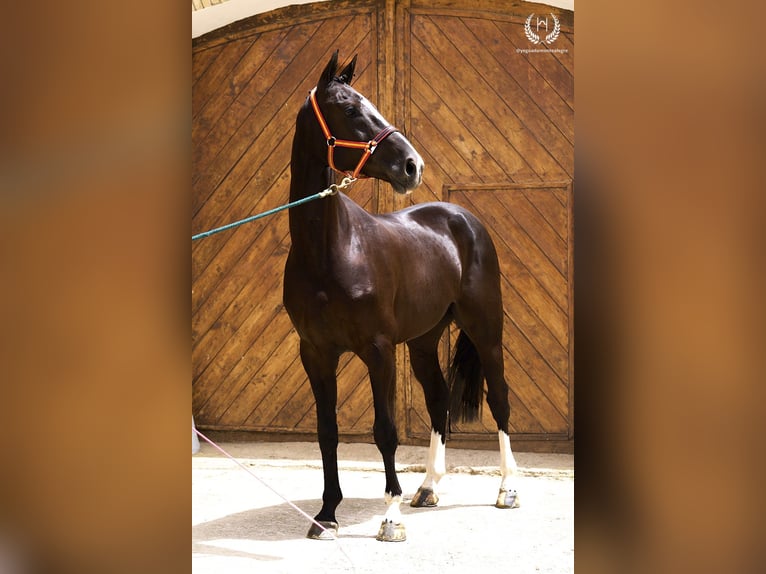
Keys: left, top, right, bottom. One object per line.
{"left": 309, "top": 87, "right": 399, "bottom": 179}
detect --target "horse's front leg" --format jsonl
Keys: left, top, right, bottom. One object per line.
{"left": 407, "top": 334, "right": 450, "bottom": 508}
{"left": 360, "top": 336, "right": 406, "bottom": 542}
{"left": 300, "top": 340, "right": 342, "bottom": 540}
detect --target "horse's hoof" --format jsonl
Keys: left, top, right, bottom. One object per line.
{"left": 375, "top": 519, "right": 406, "bottom": 542}
{"left": 410, "top": 486, "right": 439, "bottom": 507}
{"left": 495, "top": 488, "right": 520, "bottom": 509}
{"left": 306, "top": 520, "right": 339, "bottom": 540}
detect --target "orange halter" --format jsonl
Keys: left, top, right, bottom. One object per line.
{"left": 309, "top": 87, "right": 399, "bottom": 179}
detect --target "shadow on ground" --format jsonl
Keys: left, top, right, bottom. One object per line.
{"left": 194, "top": 495, "right": 498, "bottom": 547}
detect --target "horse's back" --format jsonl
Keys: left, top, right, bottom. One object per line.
{"left": 387, "top": 201, "right": 498, "bottom": 268}
{"left": 390, "top": 201, "right": 488, "bottom": 235}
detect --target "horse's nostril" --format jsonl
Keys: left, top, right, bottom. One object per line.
{"left": 405, "top": 158, "right": 417, "bottom": 177}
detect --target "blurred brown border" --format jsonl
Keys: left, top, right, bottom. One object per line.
{"left": 576, "top": 1, "right": 765, "bottom": 573}
{"left": 0, "top": 3, "right": 190, "bottom": 573}
{"left": 1, "top": 1, "right": 764, "bottom": 573}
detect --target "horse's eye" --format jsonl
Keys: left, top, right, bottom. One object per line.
{"left": 344, "top": 106, "right": 357, "bottom": 118}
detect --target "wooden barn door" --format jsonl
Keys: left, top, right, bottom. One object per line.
{"left": 192, "top": 0, "right": 574, "bottom": 451}
{"left": 397, "top": 1, "right": 573, "bottom": 449}
{"left": 192, "top": 1, "right": 388, "bottom": 441}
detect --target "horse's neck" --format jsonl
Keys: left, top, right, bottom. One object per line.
{"left": 287, "top": 153, "right": 348, "bottom": 269}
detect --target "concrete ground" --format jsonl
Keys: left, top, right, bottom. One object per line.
{"left": 192, "top": 440, "right": 573, "bottom": 573}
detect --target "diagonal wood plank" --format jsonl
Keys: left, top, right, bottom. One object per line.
{"left": 192, "top": 16, "right": 358, "bottom": 210}
{"left": 495, "top": 20, "right": 574, "bottom": 112}
{"left": 193, "top": 44, "right": 225, "bottom": 87}
{"left": 192, "top": 29, "right": 288, "bottom": 154}
{"left": 427, "top": 14, "right": 568, "bottom": 173}
{"left": 412, "top": 19, "right": 535, "bottom": 182}
{"left": 490, "top": 20, "right": 574, "bottom": 123}
{"left": 193, "top": 39, "right": 254, "bottom": 121}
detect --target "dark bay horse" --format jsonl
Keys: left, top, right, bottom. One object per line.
{"left": 283, "top": 52, "right": 519, "bottom": 542}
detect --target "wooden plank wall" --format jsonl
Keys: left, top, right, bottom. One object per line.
{"left": 192, "top": 1, "right": 382, "bottom": 440}
{"left": 400, "top": 2, "right": 574, "bottom": 450}
{"left": 192, "top": 0, "right": 574, "bottom": 451}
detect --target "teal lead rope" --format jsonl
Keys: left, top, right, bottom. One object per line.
{"left": 191, "top": 177, "right": 355, "bottom": 241}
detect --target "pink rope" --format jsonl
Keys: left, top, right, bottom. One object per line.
{"left": 193, "top": 428, "right": 336, "bottom": 538}
{"left": 193, "top": 429, "right": 358, "bottom": 570}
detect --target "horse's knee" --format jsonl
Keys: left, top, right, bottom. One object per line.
{"left": 373, "top": 419, "right": 398, "bottom": 453}
{"left": 485, "top": 381, "right": 510, "bottom": 431}
{"left": 317, "top": 426, "right": 339, "bottom": 451}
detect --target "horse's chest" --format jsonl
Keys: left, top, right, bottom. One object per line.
{"left": 284, "top": 264, "right": 379, "bottom": 332}
{"left": 291, "top": 278, "right": 375, "bottom": 315}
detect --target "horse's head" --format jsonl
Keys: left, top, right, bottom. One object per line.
{"left": 308, "top": 51, "right": 424, "bottom": 194}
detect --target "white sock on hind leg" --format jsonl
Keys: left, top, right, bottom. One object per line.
{"left": 420, "top": 429, "right": 446, "bottom": 491}
{"left": 498, "top": 430, "right": 518, "bottom": 491}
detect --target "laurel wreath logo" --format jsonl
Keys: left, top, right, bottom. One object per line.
{"left": 524, "top": 13, "right": 561, "bottom": 45}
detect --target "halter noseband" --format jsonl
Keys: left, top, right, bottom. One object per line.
{"left": 309, "top": 87, "right": 399, "bottom": 179}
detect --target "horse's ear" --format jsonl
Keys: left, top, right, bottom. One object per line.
{"left": 337, "top": 54, "right": 357, "bottom": 84}
{"left": 317, "top": 50, "right": 339, "bottom": 91}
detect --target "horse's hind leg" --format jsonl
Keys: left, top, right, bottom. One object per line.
{"left": 481, "top": 340, "right": 520, "bottom": 508}
{"left": 453, "top": 297, "right": 520, "bottom": 509}
{"left": 406, "top": 318, "right": 451, "bottom": 507}
{"left": 358, "top": 335, "right": 406, "bottom": 541}
{"left": 300, "top": 339, "right": 343, "bottom": 539}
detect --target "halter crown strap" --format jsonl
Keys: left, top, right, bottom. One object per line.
{"left": 309, "top": 87, "right": 399, "bottom": 179}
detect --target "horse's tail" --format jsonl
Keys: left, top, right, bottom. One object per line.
{"left": 448, "top": 330, "right": 484, "bottom": 423}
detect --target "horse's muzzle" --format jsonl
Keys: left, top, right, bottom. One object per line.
{"left": 393, "top": 152, "right": 424, "bottom": 194}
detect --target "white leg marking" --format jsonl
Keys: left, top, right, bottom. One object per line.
{"left": 384, "top": 493, "right": 403, "bottom": 523}
{"left": 498, "top": 430, "right": 518, "bottom": 491}
{"left": 378, "top": 492, "right": 407, "bottom": 541}
{"left": 420, "top": 430, "right": 446, "bottom": 491}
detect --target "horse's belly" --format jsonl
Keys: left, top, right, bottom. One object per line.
{"left": 392, "top": 287, "right": 456, "bottom": 343}
{"left": 284, "top": 256, "right": 457, "bottom": 348}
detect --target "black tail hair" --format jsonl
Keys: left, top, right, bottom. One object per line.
{"left": 448, "top": 331, "right": 484, "bottom": 423}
